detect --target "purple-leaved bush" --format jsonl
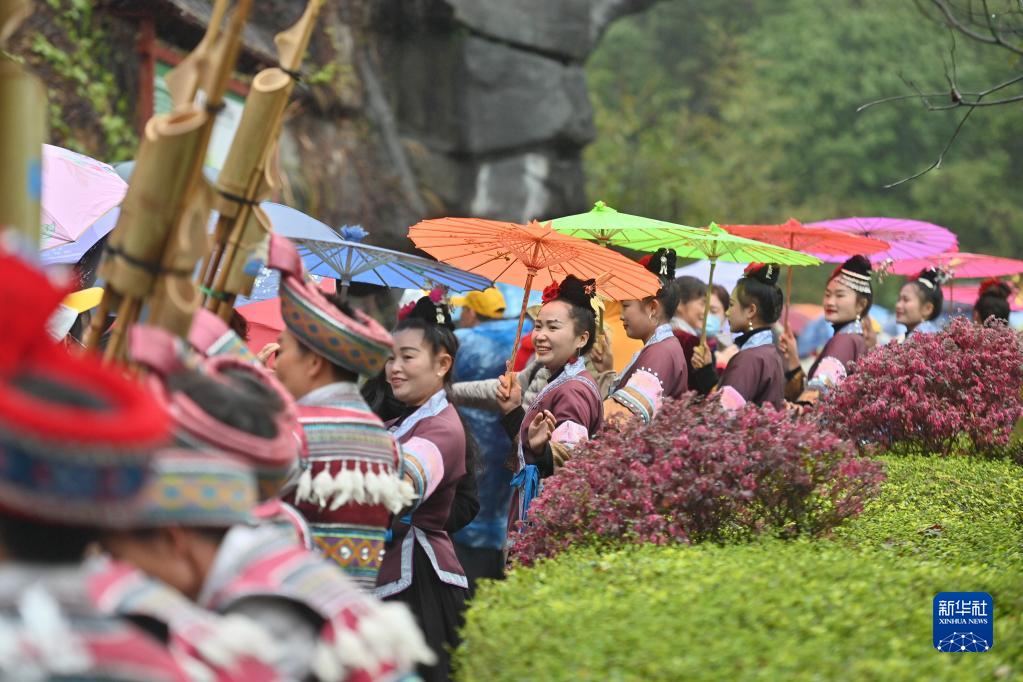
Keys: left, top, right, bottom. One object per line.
{"left": 510, "top": 395, "right": 884, "bottom": 566}
{"left": 820, "top": 318, "right": 1023, "bottom": 460}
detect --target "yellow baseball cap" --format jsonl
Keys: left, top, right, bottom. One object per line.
{"left": 451, "top": 287, "right": 507, "bottom": 319}
{"left": 62, "top": 286, "right": 104, "bottom": 313}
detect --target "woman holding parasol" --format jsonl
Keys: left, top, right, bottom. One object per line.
{"left": 778, "top": 255, "right": 874, "bottom": 405}
{"left": 601, "top": 248, "right": 688, "bottom": 424}
{"left": 495, "top": 275, "right": 605, "bottom": 525}
{"left": 709, "top": 263, "right": 787, "bottom": 409}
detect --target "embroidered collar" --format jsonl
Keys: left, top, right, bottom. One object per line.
{"left": 530, "top": 356, "right": 589, "bottom": 412}
{"left": 616, "top": 323, "right": 674, "bottom": 388}
{"left": 832, "top": 319, "right": 863, "bottom": 336}
{"left": 389, "top": 389, "right": 449, "bottom": 441}
{"left": 298, "top": 381, "right": 364, "bottom": 408}
{"left": 906, "top": 320, "right": 939, "bottom": 338}
{"left": 735, "top": 328, "right": 774, "bottom": 351}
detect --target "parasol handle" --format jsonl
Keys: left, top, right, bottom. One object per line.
{"left": 504, "top": 270, "right": 536, "bottom": 398}
{"left": 700, "top": 259, "right": 718, "bottom": 347}
{"left": 784, "top": 265, "right": 794, "bottom": 332}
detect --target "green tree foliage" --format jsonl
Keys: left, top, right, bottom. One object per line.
{"left": 586, "top": 0, "right": 1023, "bottom": 299}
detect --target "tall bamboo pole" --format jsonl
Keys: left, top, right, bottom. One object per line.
{"left": 84, "top": 0, "right": 253, "bottom": 358}
{"left": 0, "top": 0, "right": 45, "bottom": 254}
{"left": 199, "top": 0, "right": 324, "bottom": 322}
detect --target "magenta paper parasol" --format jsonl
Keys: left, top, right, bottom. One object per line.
{"left": 805, "top": 217, "right": 957, "bottom": 264}
{"left": 889, "top": 252, "right": 1023, "bottom": 279}
{"left": 40, "top": 144, "right": 128, "bottom": 252}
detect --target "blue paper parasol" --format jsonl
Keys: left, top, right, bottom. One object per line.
{"left": 236, "top": 214, "right": 492, "bottom": 305}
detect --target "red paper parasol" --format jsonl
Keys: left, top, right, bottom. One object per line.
{"left": 722, "top": 218, "right": 889, "bottom": 328}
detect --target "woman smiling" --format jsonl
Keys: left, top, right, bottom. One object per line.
{"left": 377, "top": 293, "right": 471, "bottom": 681}
{"left": 780, "top": 255, "right": 873, "bottom": 404}
{"left": 497, "top": 275, "right": 604, "bottom": 524}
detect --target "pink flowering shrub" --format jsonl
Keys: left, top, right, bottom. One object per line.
{"left": 820, "top": 318, "right": 1023, "bottom": 460}
{"left": 510, "top": 395, "right": 884, "bottom": 566}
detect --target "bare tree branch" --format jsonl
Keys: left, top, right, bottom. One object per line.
{"left": 929, "top": 0, "right": 1023, "bottom": 55}
{"left": 864, "top": 0, "right": 1023, "bottom": 186}
{"left": 858, "top": 73, "right": 1023, "bottom": 111}
{"left": 883, "top": 106, "right": 976, "bottom": 188}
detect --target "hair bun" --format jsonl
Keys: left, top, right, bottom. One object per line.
{"left": 743, "top": 262, "right": 781, "bottom": 286}
{"left": 915, "top": 267, "right": 948, "bottom": 289}
{"left": 554, "top": 274, "right": 597, "bottom": 310}
{"left": 842, "top": 254, "right": 872, "bottom": 276}
{"left": 829, "top": 254, "right": 873, "bottom": 295}
{"left": 979, "top": 278, "right": 1011, "bottom": 300}
{"left": 400, "top": 295, "right": 454, "bottom": 330}
{"left": 639, "top": 248, "right": 677, "bottom": 282}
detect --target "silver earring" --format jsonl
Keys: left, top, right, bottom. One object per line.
{"left": 747, "top": 319, "right": 754, "bottom": 332}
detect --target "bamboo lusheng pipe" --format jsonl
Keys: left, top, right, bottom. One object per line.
{"left": 200, "top": 0, "right": 324, "bottom": 320}
{"left": 0, "top": 57, "right": 45, "bottom": 251}
{"left": 86, "top": 0, "right": 252, "bottom": 357}
{"left": 200, "top": 68, "right": 293, "bottom": 313}
{"left": 86, "top": 108, "right": 210, "bottom": 357}
{"left": 146, "top": 0, "right": 252, "bottom": 336}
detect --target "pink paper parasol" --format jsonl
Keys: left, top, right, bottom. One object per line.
{"left": 40, "top": 144, "right": 128, "bottom": 251}
{"left": 805, "top": 217, "right": 957, "bottom": 264}
{"left": 942, "top": 282, "right": 1023, "bottom": 312}
{"left": 889, "top": 252, "right": 1023, "bottom": 279}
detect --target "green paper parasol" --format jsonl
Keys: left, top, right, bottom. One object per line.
{"left": 626, "top": 222, "right": 822, "bottom": 342}
{"left": 548, "top": 200, "right": 704, "bottom": 249}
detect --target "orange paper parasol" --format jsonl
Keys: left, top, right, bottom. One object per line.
{"left": 408, "top": 217, "right": 661, "bottom": 371}
{"left": 721, "top": 218, "right": 889, "bottom": 328}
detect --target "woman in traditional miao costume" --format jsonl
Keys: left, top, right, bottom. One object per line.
{"left": 895, "top": 268, "right": 944, "bottom": 339}
{"left": 715, "top": 263, "right": 786, "bottom": 409}
{"left": 602, "top": 249, "right": 688, "bottom": 423}
{"left": 497, "top": 275, "right": 604, "bottom": 525}
{"left": 779, "top": 255, "right": 874, "bottom": 404}
{"left": 974, "top": 278, "right": 1011, "bottom": 325}
{"left": 376, "top": 294, "right": 473, "bottom": 682}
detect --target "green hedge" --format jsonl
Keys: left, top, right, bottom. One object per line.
{"left": 834, "top": 455, "right": 1023, "bottom": 569}
{"left": 456, "top": 456, "right": 1023, "bottom": 680}
{"left": 457, "top": 542, "right": 1022, "bottom": 681}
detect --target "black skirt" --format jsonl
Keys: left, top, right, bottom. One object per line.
{"left": 384, "top": 542, "right": 468, "bottom": 682}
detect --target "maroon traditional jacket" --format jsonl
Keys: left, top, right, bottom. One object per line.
{"left": 519, "top": 358, "right": 604, "bottom": 467}
{"left": 377, "top": 390, "right": 468, "bottom": 596}
{"left": 807, "top": 322, "right": 867, "bottom": 381}
{"left": 610, "top": 324, "right": 688, "bottom": 421}
{"left": 718, "top": 329, "right": 785, "bottom": 409}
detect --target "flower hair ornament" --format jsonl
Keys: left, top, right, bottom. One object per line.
{"left": 399, "top": 287, "right": 454, "bottom": 330}
{"left": 541, "top": 281, "right": 561, "bottom": 304}
{"left": 743, "top": 262, "right": 780, "bottom": 285}
{"left": 979, "top": 278, "right": 1011, "bottom": 299}
{"left": 542, "top": 275, "right": 598, "bottom": 311}
{"left": 915, "top": 267, "right": 950, "bottom": 289}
